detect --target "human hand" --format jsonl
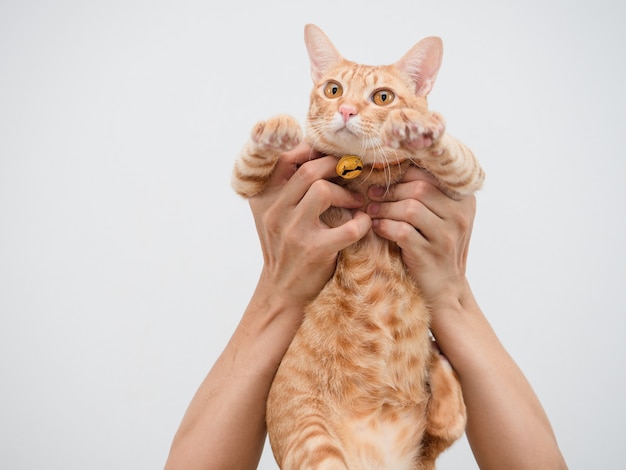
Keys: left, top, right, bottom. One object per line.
{"left": 365, "top": 167, "right": 476, "bottom": 305}
{"left": 249, "top": 142, "right": 372, "bottom": 310}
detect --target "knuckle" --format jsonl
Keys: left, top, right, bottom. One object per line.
{"left": 342, "top": 220, "right": 364, "bottom": 241}
{"left": 295, "top": 159, "right": 318, "bottom": 182}
{"left": 308, "top": 179, "right": 332, "bottom": 202}
{"left": 396, "top": 223, "right": 415, "bottom": 245}
{"left": 411, "top": 179, "right": 432, "bottom": 198}
{"left": 404, "top": 199, "right": 423, "bottom": 222}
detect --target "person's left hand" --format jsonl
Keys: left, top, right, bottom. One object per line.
{"left": 365, "top": 167, "right": 477, "bottom": 305}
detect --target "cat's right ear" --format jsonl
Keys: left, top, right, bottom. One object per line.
{"left": 395, "top": 36, "right": 443, "bottom": 97}
{"left": 304, "top": 24, "right": 344, "bottom": 83}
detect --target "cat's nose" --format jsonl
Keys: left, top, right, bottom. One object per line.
{"left": 339, "top": 104, "right": 358, "bottom": 122}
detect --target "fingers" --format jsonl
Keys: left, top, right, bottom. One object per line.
{"left": 368, "top": 198, "right": 437, "bottom": 243}
{"left": 371, "top": 217, "right": 428, "bottom": 254}
{"left": 368, "top": 168, "right": 453, "bottom": 220}
{"left": 366, "top": 167, "right": 444, "bottom": 243}
{"left": 250, "top": 147, "right": 350, "bottom": 222}
{"left": 266, "top": 142, "right": 322, "bottom": 189}
{"left": 299, "top": 178, "right": 365, "bottom": 222}
{"left": 272, "top": 154, "right": 342, "bottom": 209}
{"left": 291, "top": 169, "right": 370, "bottom": 252}
{"left": 367, "top": 185, "right": 475, "bottom": 245}
{"left": 365, "top": 166, "right": 476, "bottom": 257}
{"left": 252, "top": 142, "right": 370, "bottom": 259}
{"left": 324, "top": 211, "right": 372, "bottom": 253}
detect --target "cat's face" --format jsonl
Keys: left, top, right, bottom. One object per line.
{"left": 303, "top": 24, "right": 442, "bottom": 172}
{"left": 306, "top": 61, "right": 428, "bottom": 167}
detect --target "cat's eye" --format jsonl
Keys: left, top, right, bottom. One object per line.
{"left": 372, "top": 89, "right": 395, "bottom": 106}
{"left": 324, "top": 81, "right": 343, "bottom": 99}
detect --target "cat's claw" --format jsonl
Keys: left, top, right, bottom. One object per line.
{"left": 251, "top": 114, "right": 302, "bottom": 152}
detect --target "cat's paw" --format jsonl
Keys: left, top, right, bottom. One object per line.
{"left": 382, "top": 109, "right": 446, "bottom": 151}
{"left": 251, "top": 114, "right": 302, "bottom": 153}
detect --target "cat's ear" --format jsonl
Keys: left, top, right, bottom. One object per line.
{"left": 395, "top": 37, "right": 443, "bottom": 97}
{"left": 304, "top": 24, "right": 344, "bottom": 83}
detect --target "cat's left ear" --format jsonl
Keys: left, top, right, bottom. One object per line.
{"left": 304, "top": 24, "right": 344, "bottom": 83}
{"left": 395, "top": 37, "right": 443, "bottom": 97}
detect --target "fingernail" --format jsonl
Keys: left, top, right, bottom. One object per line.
{"left": 369, "top": 185, "right": 384, "bottom": 198}
{"left": 367, "top": 203, "right": 380, "bottom": 215}
{"left": 353, "top": 193, "right": 364, "bottom": 204}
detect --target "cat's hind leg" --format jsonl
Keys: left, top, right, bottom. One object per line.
{"left": 231, "top": 114, "right": 302, "bottom": 198}
{"left": 419, "top": 346, "right": 467, "bottom": 468}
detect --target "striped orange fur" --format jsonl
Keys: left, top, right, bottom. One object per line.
{"left": 232, "top": 24, "right": 482, "bottom": 469}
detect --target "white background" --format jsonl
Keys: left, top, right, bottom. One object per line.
{"left": 1, "top": 0, "right": 625, "bottom": 468}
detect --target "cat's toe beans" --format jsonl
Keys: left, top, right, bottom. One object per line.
{"left": 383, "top": 134, "right": 402, "bottom": 149}
{"left": 430, "top": 147, "right": 444, "bottom": 157}
{"left": 251, "top": 115, "right": 302, "bottom": 151}
{"left": 281, "top": 134, "right": 300, "bottom": 148}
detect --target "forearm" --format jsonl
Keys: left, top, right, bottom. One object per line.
{"left": 430, "top": 281, "right": 567, "bottom": 470}
{"left": 165, "top": 277, "right": 303, "bottom": 470}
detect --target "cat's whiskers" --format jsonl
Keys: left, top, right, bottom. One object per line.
{"left": 305, "top": 120, "right": 332, "bottom": 157}
{"left": 357, "top": 135, "right": 378, "bottom": 185}
{"left": 370, "top": 135, "right": 397, "bottom": 193}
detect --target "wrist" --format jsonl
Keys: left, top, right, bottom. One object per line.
{"left": 428, "top": 278, "right": 489, "bottom": 371}
{"left": 233, "top": 273, "right": 306, "bottom": 374}
{"left": 253, "top": 268, "right": 311, "bottom": 321}
{"left": 428, "top": 276, "right": 475, "bottom": 317}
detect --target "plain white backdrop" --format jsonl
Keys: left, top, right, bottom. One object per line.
{"left": 1, "top": 0, "right": 625, "bottom": 468}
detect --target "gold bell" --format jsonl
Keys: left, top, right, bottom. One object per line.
{"left": 336, "top": 155, "right": 364, "bottom": 179}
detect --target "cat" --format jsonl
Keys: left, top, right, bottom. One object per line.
{"left": 232, "top": 24, "right": 484, "bottom": 470}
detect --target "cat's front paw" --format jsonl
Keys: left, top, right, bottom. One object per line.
{"left": 233, "top": 115, "right": 302, "bottom": 199}
{"left": 382, "top": 109, "right": 446, "bottom": 151}
{"left": 251, "top": 114, "right": 302, "bottom": 153}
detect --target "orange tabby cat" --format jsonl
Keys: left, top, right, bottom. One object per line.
{"left": 232, "top": 24, "right": 484, "bottom": 470}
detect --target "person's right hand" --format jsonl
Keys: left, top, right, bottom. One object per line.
{"left": 249, "top": 142, "right": 372, "bottom": 310}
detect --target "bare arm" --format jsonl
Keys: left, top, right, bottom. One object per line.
{"left": 430, "top": 284, "right": 566, "bottom": 469}
{"left": 367, "top": 167, "right": 567, "bottom": 469}
{"left": 164, "top": 143, "right": 371, "bottom": 470}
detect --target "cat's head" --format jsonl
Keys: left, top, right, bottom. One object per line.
{"left": 303, "top": 24, "right": 442, "bottom": 172}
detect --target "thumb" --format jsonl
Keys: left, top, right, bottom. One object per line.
{"left": 324, "top": 211, "right": 372, "bottom": 253}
